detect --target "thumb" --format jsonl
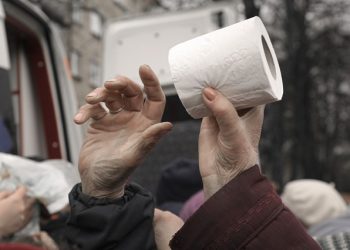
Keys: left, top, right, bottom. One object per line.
{"left": 13, "top": 186, "right": 27, "bottom": 198}
{"left": 202, "top": 88, "right": 244, "bottom": 139}
{"left": 0, "top": 190, "right": 13, "bottom": 200}
{"left": 138, "top": 122, "right": 173, "bottom": 153}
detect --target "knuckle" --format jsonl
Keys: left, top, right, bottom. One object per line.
{"left": 214, "top": 107, "right": 227, "bottom": 117}
{"left": 79, "top": 104, "right": 91, "bottom": 112}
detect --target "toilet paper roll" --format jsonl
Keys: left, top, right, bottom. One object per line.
{"left": 168, "top": 16, "right": 283, "bottom": 119}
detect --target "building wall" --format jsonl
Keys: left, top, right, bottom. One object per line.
{"left": 67, "top": 0, "right": 156, "bottom": 106}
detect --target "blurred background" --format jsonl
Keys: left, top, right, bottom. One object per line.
{"left": 0, "top": 0, "right": 349, "bottom": 194}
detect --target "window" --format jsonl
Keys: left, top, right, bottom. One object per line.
{"left": 70, "top": 50, "right": 80, "bottom": 79}
{"left": 89, "top": 11, "right": 103, "bottom": 38}
{"left": 2, "top": 20, "right": 64, "bottom": 159}
{"left": 89, "top": 60, "right": 101, "bottom": 87}
{"left": 72, "top": 2, "right": 82, "bottom": 24}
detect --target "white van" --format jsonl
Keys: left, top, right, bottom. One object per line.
{"left": 0, "top": 0, "right": 82, "bottom": 165}
{"left": 103, "top": 3, "right": 239, "bottom": 122}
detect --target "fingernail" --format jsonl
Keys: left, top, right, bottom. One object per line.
{"left": 203, "top": 88, "right": 216, "bottom": 101}
{"left": 105, "top": 79, "right": 116, "bottom": 85}
{"left": 143, "top": 64, "right": 151, "bottom": 69}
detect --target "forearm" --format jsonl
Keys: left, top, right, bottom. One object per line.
{"left": 171, "top": 166, "right": 321, "bottom": 249}
{"left": 201, "top": 150, "right": 259, "bottom": 200}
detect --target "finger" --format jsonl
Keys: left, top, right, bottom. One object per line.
{"left": 85, "top": 87, "right": 123, "bottom": 105}
{"left": 104, "top": 76, "right": 143, "bottom": 111}
{"left": 0, "top": 190, "right": 13, "bottom": 200}
{"left": 139, "top": 65, "right": 166, "bottom": 121}
{"left": 22, "top": 206, "right": 33, "bottom": 226}
{"left": 138, "top": 122, "right": 173, "bottom": 154}
{"left": 202, "top": 88, "right": 243, "bottom": 139}
{"left": 25, "top": 197, "right": 36, "bottom": 209}
{"left": 36, "top": 232, "right": 59, "bottom": 250}
{"left": 32, "top": 232, "right": 41, "bottom": 242}
{"left": 199, "top": 116, "right": 218, "bottom": 147}
{"left": 85, "top": 87, "right": 108, "bottom": 104}
{"left": 105, "top": 97, "right": 124, "bottom": 113}
{"left": 13, "top": 186, "right": 27, "bottom": 198}
{"left": 242, "top": 105, "right": 265, "bottom": 147}
{"left": 74, "top": 103, "right": 107, "bottom": 124}
{"left": 198, "top": 117, "right": 218, "bottom": 177}
{"left": 200, "top": 116, "right": 218, "bottom": 132}
{"left": 85, "top": 87, "right": 124, "bottom": 113}
{"left": 13, "top": 187, "right": 36, "bottom": 209}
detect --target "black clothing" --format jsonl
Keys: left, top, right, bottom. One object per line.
{"left": 156, "top": 158, "right": 202, "bottom": 205}
{"left": 65, "top": 183, "right": 156, "bottom": 250}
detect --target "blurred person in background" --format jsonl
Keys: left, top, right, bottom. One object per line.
{"left": 281, "top": 177, "right": 350, "bottom": 250}
{"left": 281, "top": 179, "right": 348, "bottom": 229}
{"left": 306, "top": 156, "right": 350, "bottom": 249}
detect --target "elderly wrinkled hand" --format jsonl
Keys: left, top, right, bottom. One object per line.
{"left": 199, "top": 87, "right": 265, "bottom": 199}
{"left": 74, "top": 65, "right": 172, "bottom": 199}
{"left": 0, "top": 186, "right": 35, "bottom": 237}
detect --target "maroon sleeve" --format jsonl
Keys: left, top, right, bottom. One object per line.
{"left": 170, "top": 166, "right": 321, "bottom": 250}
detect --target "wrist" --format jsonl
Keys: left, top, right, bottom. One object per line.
{"left": 79, "top": 159, "right": 133, "bottom": 199}
{"left": 202, "top": 175, "right": 223, "bottom": 200}
{"left": 81, "top": 182, "right": 125, "bottom": 199}
{"left": 80, "top": 170, "right": 125, "bottom": 199}
{"left": 202, "top": 155, "right": 259, "bottom": 200}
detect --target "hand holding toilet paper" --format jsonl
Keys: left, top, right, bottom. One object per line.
{"left": 168, "top": 16, "right": 283, "bottom": 119}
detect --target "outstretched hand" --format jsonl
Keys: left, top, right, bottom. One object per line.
{"left": 74, "top": 65, "right": 172, "bottom": 199}
{"left": 199, "top": 88, "right": 264, "bottom": 199}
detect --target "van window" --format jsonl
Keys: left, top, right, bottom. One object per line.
{"left": 72, "top": 2, "right": 82, "bottom": 24}
{"left": 70, "top": 50, "right": 81, "bottom": 79}
{"left": 3, "top": 25, "right": 48, "bottom": 158}
{"left": 89, "top": 59, "right": 101, "bottom": 87}
{"left": 0, "top": 15, "right": 62, "bottom": 159}
{"left": 89, "top": 11, "right": 102, "bottom": 38}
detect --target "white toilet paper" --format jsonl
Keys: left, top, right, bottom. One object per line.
{"left": 168, "top": 16, "right": 283, "bottom": 119}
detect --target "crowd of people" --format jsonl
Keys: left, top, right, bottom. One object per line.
{"left": 0, "top": 65, "right": 349, "bottom": 249}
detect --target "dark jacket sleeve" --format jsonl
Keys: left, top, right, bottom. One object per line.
{"left": 170, "top": 166, "right": 321, "bottom": 250}
{"left": 65, "top": 183, "right": 156, "bottom": 250}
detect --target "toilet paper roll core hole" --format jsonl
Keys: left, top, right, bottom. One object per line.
{"left": 261, "top": 35, "right": 276, "bottom": 80}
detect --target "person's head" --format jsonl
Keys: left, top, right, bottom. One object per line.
{"left": 281, "top": 179, "right": 347, "bottom": 227}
